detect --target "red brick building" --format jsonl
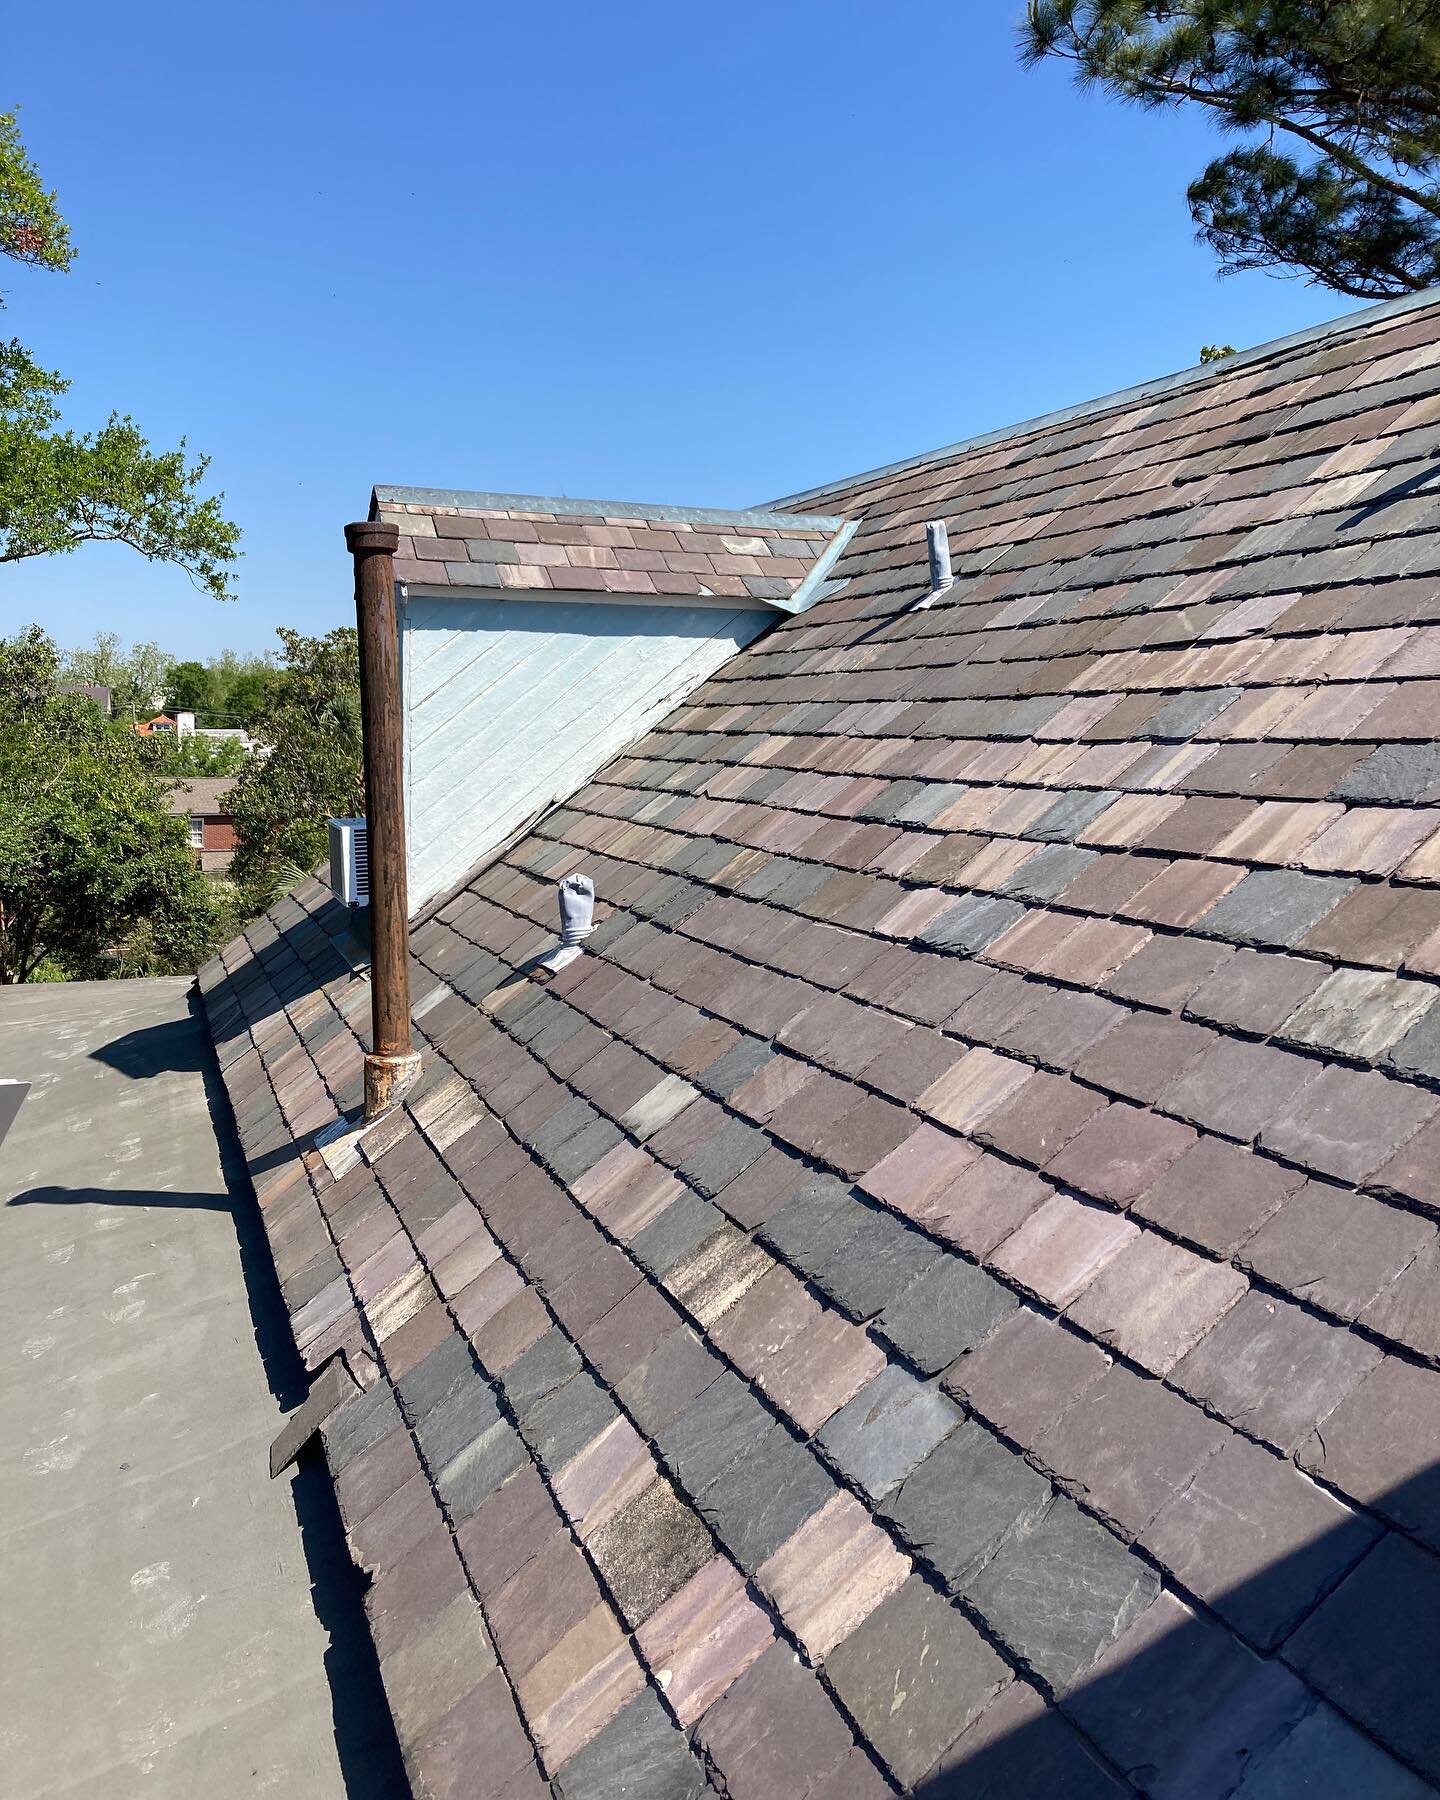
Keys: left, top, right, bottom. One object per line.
{"left": 166, "top": 777, "right": 237, "bottom": 873}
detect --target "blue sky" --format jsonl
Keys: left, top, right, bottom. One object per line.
{"left": 6, "top": 0, "right": 1357, "bottom": 662}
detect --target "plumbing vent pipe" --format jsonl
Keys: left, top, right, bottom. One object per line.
{"left": 557, "top": 874, "right": 596, "bottom": 946}
{"left": 908, "top": 520, "right": 956, "bottom": 612}
{"left": 536, "top": 873, "right": 596, "bottom": 978}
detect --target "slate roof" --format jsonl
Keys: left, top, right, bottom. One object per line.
{"left": 203, "top": 288, "right": 1440, "bottom": 1800}
{"left": 378, "top": 486, "right": 850, "bottom": 611}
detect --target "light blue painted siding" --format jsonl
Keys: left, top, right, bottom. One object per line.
{"left": 400, "top": 593, "right": 770, "bottom": 912}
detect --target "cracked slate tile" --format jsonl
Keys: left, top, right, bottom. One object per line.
{"left": 875, "top": 1253, "right": 1018, "bottom": 1374}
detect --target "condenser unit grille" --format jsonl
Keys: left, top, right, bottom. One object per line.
{"left": 328, "top": 817, "right": 369, "bottom": 907}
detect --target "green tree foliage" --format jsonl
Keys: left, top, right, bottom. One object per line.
{"left": 137, "top": 731, "right": 248, "bottom": 778}
{"left": 222, "top": 666, "right": 278, "bottom": 728}
{"left": 1021, "top": 2, "right": 1440, "bottom": 298}
{"left": 1200, "top": 342, "right": 1238, "bottom": 360}
{"left": 0, "top": 627, "right": 224, "bottom": 983}
{"left": 165, "top": 659, "right": 218, "bottom": 717}
{"left": 0, "top": 111, "right": 240, "bottom": 598}
{"left": 0, "top": 111, "right": 69, "bottom": 274}
{"left": 228, "top": 627, "right": 363, "bottom": 914}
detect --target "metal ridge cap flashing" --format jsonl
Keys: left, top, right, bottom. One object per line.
{"left": 372, "top": 485, "right": 845, "bottom": 532}
{"left": 763, "top": 285, "right": 1440, "bottom": 512}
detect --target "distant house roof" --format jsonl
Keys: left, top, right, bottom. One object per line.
{"left": 135, "top": 713, "right": 177, "bottom": 735}
{"left": 203, "top": 287, "right": 1440, "bottom": 1799}
{"left": 165, "top": 778, "right": 234, "bottom": 816}
{"left": 379, "top": 487, "right": 853, "bottom": 614}
{"left": 57, "top": 681, "right": 111, "bottom": 713}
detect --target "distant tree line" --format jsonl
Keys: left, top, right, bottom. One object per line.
{"left": 61, "top": 629, "right": 280, "bottom": 730}
{"left": 1, "top": 623, "right": 362, "bottom": 982}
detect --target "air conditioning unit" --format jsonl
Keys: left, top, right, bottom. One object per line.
{"left": 329, "top": 817, "right": 369, "bottom": 906}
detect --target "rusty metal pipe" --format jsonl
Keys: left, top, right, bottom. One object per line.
{"left": 345, "top": 520, "right": 420, "bottom": 1118}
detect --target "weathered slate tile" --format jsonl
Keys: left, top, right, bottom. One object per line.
{"left": 813, "top": 1205, "right": 942, "bottom": 1322}
{"left": 1284, "top": 1534, "right": 1440, "bottom": 1786}
{"left": 920, "top": 893, "right": 1028, "bottom": 952}
{"left": 961, "top": 1494, "right": 1159, "bottom": 1690}
{"left": 880, "top": 1419, "right": 1051, "bottom": 1591}
{"left": 754, "top": 1487, "right": 910, "bottom": 1661}
{"left": 693, "top": 1640, "right": 855, "bottom": 1798}
{"left": 1297, "top": 1358, "right": 1440, "bottom": 1550}
{"left": 1240, "top": 1178, "right": 1433, "bottom": 1321}
{"left": 1047, "top": 1103, "right": 1197, "bottom": 1210}
{"left": 932, "top": 1676, "right": 1128, "bottom": 1798}
{"left": 629, "top": 1189, "right": 725, "bottom": 1277}
{"left": 415, "top": 1378, "right": 504, "bottom": 1473}
{"left": 816, "top": 1364, "right": 962, "bottom": 1501}
{"left": 616, "top": 1325, "right": 724, "bottom": 1436}
{"left": 755, "top": 1305, "right": 887, "bottom": 1434}
{"left": 1259, "top": 1067, "right": 1437, "bottom": 1185}
{"left": 1034, "top": 1362, "right": 1225, "bottom": 1539}
{"left": 1184, "top": 947, "right": 1328, "bottom": 1035}
{"left": 396, "top": 1331, "right": 478, "bottom": 1424}
{"left": 677, "top": 1117, "right": 769, "bottom": 1197}
{"left": 1171, "top": 1289, "right": 1382, "bottom": 1452}
{"left": 380, "top": 1590, "right": 496, "bottom": 1745}
{"left": 664, "top": 1226, "right": 773, "bottom": 1329}
{"left": 1142, "top": 1435, "right": 1379, "bottom": 1652}
{"left": 1333, "top": 740, "right": 1440, "bottom": 803}
{"left": 633, "top": 1557, "right": 773, "bottom": 1725}
{"left": 756, "top": 1174, "right": 870, "bottom": 1272}
{"left": 1065, "top": 1232, "right": 1247, "bottom": 1374}
{"left": 695, "top": 1422, "right": 836, "bottom": 1571}
{"left": 324, "top": 1380, "right": 402, "bottom": 1473}
{"left": 551, "top": 1688, "right": 706, "bottom": 1800}
{"left": 501, "top": 1328, "right": 583, "bottom": 1417}
{"left": 1360, "top": 1237, "right": 1440, "bottom": 1359}
{"left": 587, "top": 1477, "right": 713, "bottom": 1630}
{"left": 436, "top": 1416, "right": 529, "bottom": 1521}
{"left": 655, "top": 1369, "right": 775, "bottom": 1499}
{"left": 825, "top": 1577, "right": 1010, "bottom": 1789}
{"left": 875, "top": 1253, "right": 1017, "bottom": 1374}
{"left": 990, "top": 1193, "right": 1138, "bottom": 1310}
{"left": 407, "top": 1668, "right": 539, "bottom": 1800}
{"left": 946, "top": 1306, "right": 1111, "bottom": 1444}
{"left": 1196, "top": 869, "right": 1356, "bottom": 947}
{"left": 1231, "top": 1702, "right": 1435, "bottom": 1800}
{"left": 1133, "top": 1136, "right": 1302, "bottom": 1257}
{"left": 523, "top": 1372, "right": 620, "bottom": 1477}
{"left": 1066, "top": 1590, "right": 1312, "bottom": 1800}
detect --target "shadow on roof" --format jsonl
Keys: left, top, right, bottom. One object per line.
{"left": 90, "top": 1015, "right": 208, "bottom": 1079}
{"left": 6, "top": 1183, "right": 234, "bottom": 1211}
{"left": 910, "top": 1469, "right": 1440, "bottom": 1796}
{"left": 1341, "top": 459, "right": 1440, "bottom": 530}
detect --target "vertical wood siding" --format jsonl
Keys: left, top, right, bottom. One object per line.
{"left": 400, "top": 594, "right": 770, "bottom": 913}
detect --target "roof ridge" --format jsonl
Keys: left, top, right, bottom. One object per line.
{"left": 372, "top": 486, "right": 844, "bottom": 531}
{"left": 765, "top": 284, "right": 1440, "bottom": 511}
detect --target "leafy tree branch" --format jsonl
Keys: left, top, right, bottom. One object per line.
{"left": 0, "top": 111, "right": 239, "bottom": 598}
{"left": 1021, "top": 2, "right": 1440, "bottom": 296}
